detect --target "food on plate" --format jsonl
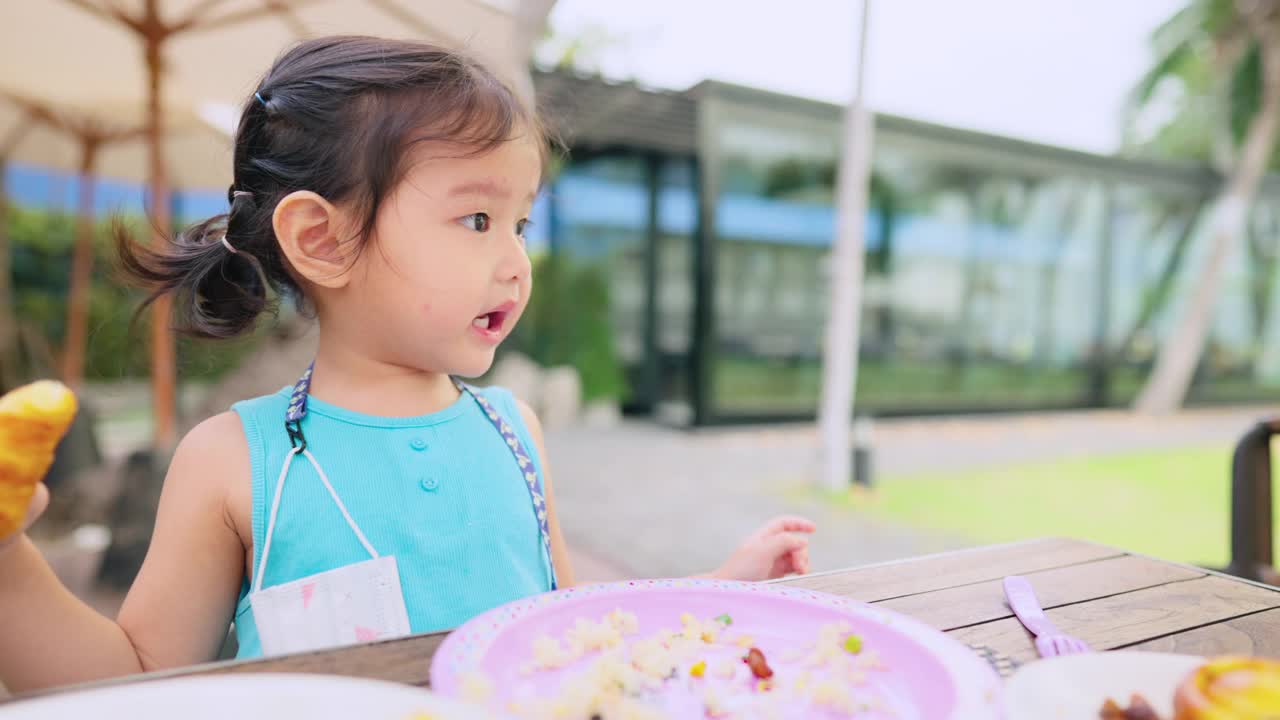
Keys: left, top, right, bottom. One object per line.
{"left": 742, "top": 647, "right": 773, "bottom": 679}
{"left": 0, "top": 380, "right": 77, "bottom": 536}
{"left": 1099, "top": 694, "right": 1160, "bottom": 720}
{"left": 491, "top": 610, "right": 888, "bottom": 719}
{"left": 844, "top": 633, "right": 864, "bottom": 655}
{"left": 1098, "top": 655, "right": 1280, "bottom": 720}
{"left": 526, "top": 609, "right": 641, "bottom": 673}
{"left": 1173, "top": 655, "right": 1280, "bottom": 719}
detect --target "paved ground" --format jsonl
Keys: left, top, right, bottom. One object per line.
{"left": 545, "top": 404, "right": 1278, "bottom": 580}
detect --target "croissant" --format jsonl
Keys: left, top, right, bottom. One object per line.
{"left": 1175, "top": 656, "right": 1280, "bottom": 719}
{"left": 0, "top": 380, "right": 78, "bottom": 537}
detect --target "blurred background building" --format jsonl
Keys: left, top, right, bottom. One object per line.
{"left": 13, "top": 63, "right": 1276, "bottom": 426}
{"left": 528, "top": 69, "right": 1280, "bottom": 425}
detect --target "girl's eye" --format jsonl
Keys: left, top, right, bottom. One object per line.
{"left": 462, "top": 212, "right": 491, "bottom": 232}
{"left": 516, "top": 219, "right": 530, "bottom": 238}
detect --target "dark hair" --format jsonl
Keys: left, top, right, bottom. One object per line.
{"left": 119, "top": 35, "right": 547, "bottom": 339}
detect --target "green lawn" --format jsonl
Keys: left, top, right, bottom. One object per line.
{"left": 809, "top": 445, "right": 1262, "bottom": 569}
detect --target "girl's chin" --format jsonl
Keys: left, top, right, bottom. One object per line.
{"left": 448, "top": 350, "right": 499, "bottom": 380}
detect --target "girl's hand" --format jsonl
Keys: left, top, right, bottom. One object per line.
{"left": 0, "top": 483, "right": 49, "bottom": 556}
{"left": 712, "top": 516, "right": 816, "bottom": 581}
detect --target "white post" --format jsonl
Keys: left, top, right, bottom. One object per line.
{"left": 818, "top": 0, "right": 873, "bottom": 492}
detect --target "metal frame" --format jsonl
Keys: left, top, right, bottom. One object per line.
{"left": 1227, "top": 419, "right": 1280, "bottom": 585}
{"left": 546, "top": 144, "right": 700, "bottom": 418}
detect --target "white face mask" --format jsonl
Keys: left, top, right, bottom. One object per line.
{"left": 249, "top": 447, "right": 411, "bottom": 656}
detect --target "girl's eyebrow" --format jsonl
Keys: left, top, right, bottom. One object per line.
{"left": 447, "top": 178, "right": 537, "bottom": 202}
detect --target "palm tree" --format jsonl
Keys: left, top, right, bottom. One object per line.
{"left": 1131, "top": 0, "right": 1280, "bottom": 413}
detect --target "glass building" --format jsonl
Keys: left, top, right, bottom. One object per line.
{"left": 528, "top": 70, "right": 1280, "bottom": 425}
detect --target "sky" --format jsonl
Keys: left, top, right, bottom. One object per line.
{"left": 9, "top": 0, "right": 1186, "bottom": 215}
{"left": 536, "top": 0, "right": 1186, "bottom": 154}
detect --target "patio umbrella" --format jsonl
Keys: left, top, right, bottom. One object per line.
{"left": 0, "top": 0, "right": 555, "bottom": 448}
{"left": 0, "top": 95, "right": 231, "bottom": 389}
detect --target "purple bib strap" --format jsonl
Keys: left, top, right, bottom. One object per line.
{"left": 284, "top": 362, "right": 557, "bottom": 589}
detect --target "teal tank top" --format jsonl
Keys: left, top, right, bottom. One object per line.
{"left": 229, "top": 384, "right": 553, "bottom": 659}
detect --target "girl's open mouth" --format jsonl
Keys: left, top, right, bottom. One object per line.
{"left": 472, "top": 310, "right": 508, "bottom": 332}
{"left": 470, "top": 300, "right": 515, "bottom": 343}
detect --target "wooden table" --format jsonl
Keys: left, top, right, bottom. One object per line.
{"left": 13, "top": 537, "right": 1280, "bottom": 698}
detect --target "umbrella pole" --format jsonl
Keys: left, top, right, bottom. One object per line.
{"left": 144, "top": 29, "right": 177, "bottom": 449}
{"left": 61, "top": 135, "right": 99, "bottom": 389}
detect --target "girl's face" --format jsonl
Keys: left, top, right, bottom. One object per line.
{"left": 337, "top": 136, "right": 540, "bottom": 378}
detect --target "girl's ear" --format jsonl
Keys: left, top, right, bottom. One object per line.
{"left": 273, "top": 191, "right": 353, "bottom": 289}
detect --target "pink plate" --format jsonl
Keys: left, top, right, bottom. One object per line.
{"left": 431, "top": 578, "right": 1003, "bottom": 719}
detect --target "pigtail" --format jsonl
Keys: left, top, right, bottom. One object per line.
{"left": 116, "top": 188, "right": 269, "bottom": 339}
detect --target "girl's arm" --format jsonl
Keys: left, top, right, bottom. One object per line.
{"left": 0, "top": 412, "right": 249, "bottom": 693}
{"left": 514, "top": 401, "right": 814, "bottom": 587}
{"left": 515, "top": 400, "right": 576, "bottom": 589}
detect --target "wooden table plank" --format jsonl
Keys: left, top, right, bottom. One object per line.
{"left": 7, "top": 538, "right": 1277, "bottom": 704}
{"left": 7, "top": 632, "right": 449, "bottom": 702}
{"left": 1125, "top": 607, "right": 1280, "bottom": 657}
{"left": 786, "top": 537, "right": 1121, "bottom": 602}
{"left": 948, "top": 575, "right": 1280, "bottom": 664}
{"left": 879, "top": 554, "right": 1204, "bottom": 631}
{"left": 191, "top": 632, "right": 446, "bottom": 686}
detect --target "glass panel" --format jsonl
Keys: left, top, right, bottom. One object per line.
{"left": 706, "top": 102, "right": 839, "bottom": 415}
{"left": 512, "top": 155, "right": 647, "bottom": 405}
{"left": 702, "top": 94, "right": 1111, "bottom": 416}
{"left": 1105, "top": 183, "right": 1210, "bottom": 405}
{"left": 1191, "top": 198, "right": 1280, "bottom": 403}
{"left": 698, "top": 87, "right": 1277, "bottom": 420}
{"left": 654, "top": 157, "right": 697, "bottom": 422}
{"left": 860, "top": 143, "right": 1105, "bottom": 412}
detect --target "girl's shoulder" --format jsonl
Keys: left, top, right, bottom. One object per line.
{"left": 465, "top": 383, "right": 544, "bottom": 464}
{"left": 172, "top": 411, "right": 254, "bottom": 488}
{"left": 467, "top": 384, "right": 536, "bottom": 427}
{"left": 229, "top": 387, "right": 292, "bottom": 417}
{"left": 165, "top": 411, "right": 252, "bottom": 525}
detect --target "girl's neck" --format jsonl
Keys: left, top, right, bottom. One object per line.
{"left": 305, "top": 331, "right": 462, "bottom": 418}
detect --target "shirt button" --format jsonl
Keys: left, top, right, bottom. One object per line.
{"left": 410, "top": 437, "right": 428, "bottom": 451}
{"left": 420, "top": 477, "right": 439, "bottom": 492}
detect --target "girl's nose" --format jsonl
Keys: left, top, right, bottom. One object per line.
{"left": 497, "top": 232, "right": 531, "bottom": 283}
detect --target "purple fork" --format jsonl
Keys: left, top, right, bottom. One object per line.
{"left": 1002, "top": 575, "right": 1091, "bottom": 657}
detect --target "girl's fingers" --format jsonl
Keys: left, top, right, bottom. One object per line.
{"left": 763, "top": 531, "right": 808, "bottom": 558}
{"left": 24, "top": 483, "right": 49, "bottom": 532}
{"left": 791, "top": 546, "right": 810, "bottom": 575}
{"left": 2, "top": 483, "right": 48, "bottom": 550}
{"left": 760, "top": 515, "right": 817, "bottom": 537}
